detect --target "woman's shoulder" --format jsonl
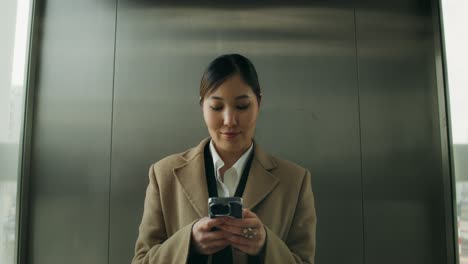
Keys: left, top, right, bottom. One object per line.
{"left": 254, "top": 142, "right": 310, "bottom": 181}
{"left": 272, "top": 155, "right": 308, "bottom": 173}
{"left": 152, "top": 147, "right": 195, "bottom": 170}
{"left": 151, "top": 139, "right": 207, "bottom": 173}
{"left": 263, "top": 153, "right": 311, "bottom": 187}
{"left": 264, "top": 155, "right": 313, "bottom": 196}
{"left": 152, "top": 152, "right": 185, "bottom": 170}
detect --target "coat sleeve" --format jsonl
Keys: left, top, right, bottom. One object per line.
{"left": 262, "top": 169, "right": 317, "bottom": 264}
{"left": 131, "top": 164, "right": 196, "bottom": 264}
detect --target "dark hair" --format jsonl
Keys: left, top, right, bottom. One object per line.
{"left": 199, "top": 54, "right": 262, "bottom": 105}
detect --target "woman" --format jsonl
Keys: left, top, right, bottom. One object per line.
{"left": 131, "top": 54, "right": 316, "bottom": 264}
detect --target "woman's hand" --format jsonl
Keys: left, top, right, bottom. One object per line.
{"left": 191, "top": 217, "right": 230, "bottom": 255}
{"left": 218, "top": 209, "right": 266, "bottom": 255}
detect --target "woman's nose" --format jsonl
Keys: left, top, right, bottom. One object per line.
{"left": 223, "top": 109, "right": 237, "bottom": 127}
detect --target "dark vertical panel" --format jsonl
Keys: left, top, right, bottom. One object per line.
{"left": 356, "top": 1, "right": 448, "bottom": 263}
{"left": 430, "top": 1, "right": 456, "bottom": 262}
{"left": 28, "top": 0, "right": 116, "bottom": 263}
{"left": 110, "top": 1, "right": 363, "bottom": 264}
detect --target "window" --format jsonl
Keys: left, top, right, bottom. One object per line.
{"left": 0, "top": 0, "right": 33, "bottom": 262}
{"left": 440, "top": 0, "right": 468, "bottom": 263}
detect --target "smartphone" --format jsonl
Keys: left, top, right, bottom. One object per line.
{"left": 208, "top": 197, "right": 243, "bottom": 219}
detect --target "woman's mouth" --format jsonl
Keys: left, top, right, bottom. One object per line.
{"left": 221, "top": 132, "right": 240, "bottom": 139}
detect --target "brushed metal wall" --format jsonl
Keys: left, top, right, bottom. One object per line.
{"left": 110, "top": 2, "right": 362, "bottom": 264}
{"left": 27, "top": 0, "right": 116, "bottom": 263}
{"left": 25, "top": 0, "right": 452, "bottom": 264}
{"left": 355, "top": 1, "right": 449, "bottom": 263}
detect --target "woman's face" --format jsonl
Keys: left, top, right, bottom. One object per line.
{"left": 202, "top": 74, "right": 260, "bottom": 155}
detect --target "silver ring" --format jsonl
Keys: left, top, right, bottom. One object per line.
{"left": 242, "top": 227, "right": 256, "bottom": 239}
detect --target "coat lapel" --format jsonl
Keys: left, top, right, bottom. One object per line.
{"left": 173, "top": 138, "right": 279, "bottom": 218}
{"left": 242, "top": 142, "right": 279, "bottom": 210}
{"left": 173, "top": 138, "right": 210, "bottom": 218}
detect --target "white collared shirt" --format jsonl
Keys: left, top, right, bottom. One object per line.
{"left": 209, "top": 140, "right": 254, "bottom": 197}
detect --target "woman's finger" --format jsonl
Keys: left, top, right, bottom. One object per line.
{"left": 229, "top": 236, "right": 265, "bottom": 256}
{"left": 242, "top": 208, "right": 257, "bottom": 219}
{"left": 225, "top": 233, "right": 254, "bottom": 247}
{"left": 217, "top": 224, "right": 244, "bottom": 236}
{"left": 202, "top": 238, "right": 230, "bottom": 251}
{"left": 231, "top": 243, "right": 256, "bottom": 255}
{"left": 195, "top": 239, "right": 230, "bottom": 255}
{"left": 218, "top": 224, "right": 260, "bottom": 238}
{"left": 224, "top": 218, "right": 261, "bottom": 228}
{"left": 197, "top": 217, "right": 228, "bottom": 232}
{"left": 198, "top": 230, "right": 227, "bottom": 243}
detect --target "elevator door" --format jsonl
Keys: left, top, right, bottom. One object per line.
{"left": 26, "top": 0, "right": 451, "bottom": 264}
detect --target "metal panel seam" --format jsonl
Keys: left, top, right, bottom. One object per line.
{"left": 108, "top": 0, "right": 119, "bottom": 263}
{"left": 353, "top": 7, "right": 366, "bottom": 264}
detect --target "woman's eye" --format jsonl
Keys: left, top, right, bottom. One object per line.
{"left": 210, "top": 106, "right": 223, "bottom": 111}
{"left": 237, "top": 104, "right": 250, "bottom": 110}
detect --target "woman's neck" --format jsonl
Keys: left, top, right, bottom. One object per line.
{"left": 214, "top": 142, "right": 252, "bottom": 168}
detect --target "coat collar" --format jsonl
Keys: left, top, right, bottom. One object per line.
{"left": 173, "top": 137, "right": 279, "bottom": 218}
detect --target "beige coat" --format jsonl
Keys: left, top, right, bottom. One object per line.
{"left": 131, "top": 138, "right": 316, "bottom": 264}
